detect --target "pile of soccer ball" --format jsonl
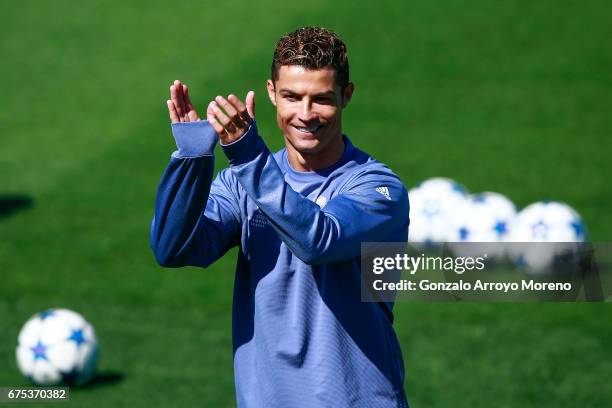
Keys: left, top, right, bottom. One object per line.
{"left": 16, "top": 309, "right": 99, "bottom": 386}
{"left": 408, "top": 177, "right": 588, "bottom": 274}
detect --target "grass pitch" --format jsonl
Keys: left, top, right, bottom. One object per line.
{"left": 1, "top": 0, "right": 611, "bottom": 406}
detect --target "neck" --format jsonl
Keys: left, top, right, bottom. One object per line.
{"left": 286, "top": 135, "right": 345, "bottom": 172}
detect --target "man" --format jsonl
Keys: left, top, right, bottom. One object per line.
{"left": 151, "top": 27, "right": 410, "bottom": 407}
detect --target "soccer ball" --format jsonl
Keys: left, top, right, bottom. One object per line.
{"left": 16, "top": 309, "right": 99, "bottom": 386}
{"left": 506, "top": 201, "right": 587, "bottom": 274}
{"left": 447, "top": 192, "right": 517, "bottom": 259}
{"left": 408, "top": 177, "right": 469, "bottom": 249}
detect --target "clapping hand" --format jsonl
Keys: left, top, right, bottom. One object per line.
{"left": 166, "top": 80, "right": 255, "bottom": 145}
{"left": 207, "top": 92, "right": 255, "bottom": 144}
{"left": 167, "top": 80, "right": 200, "bottom": 123}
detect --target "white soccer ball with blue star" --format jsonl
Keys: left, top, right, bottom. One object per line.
{"left": 16, "top": 309, "right": 99, "bottom": 386}
{"left": 447, "top": 192, "right": 517, "bottom": 259}
{"left": 506, "top": 201, "right": 587, "bottom": 274}
{"left": 408, "top": 177, "right": 469, "bottom": 249}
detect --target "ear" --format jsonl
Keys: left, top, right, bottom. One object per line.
{"left": 266, "top": 80, "right": 277, "bottom": 107}
{"left": 341, "top": 82, "right": 354, "bottom": 108}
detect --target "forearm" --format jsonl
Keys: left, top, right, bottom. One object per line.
{"left": 222, "top": 122, "right": 408, "bottom": 264}
{"left": 150, "top": 121, "right": 219, "bottom": 267}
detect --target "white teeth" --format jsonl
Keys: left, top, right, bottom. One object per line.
{"left": 294, "top": 125, "right": 321, "bottom": 133}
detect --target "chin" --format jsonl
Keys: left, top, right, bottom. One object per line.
{"left": 285, "top": 135, "right": 323, "bottom": 154}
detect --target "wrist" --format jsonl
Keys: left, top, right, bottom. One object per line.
{"left": 219, "top": 132, "right": 243, "bottom": 145}
{"left": 221, "top": 120, "right": 265, "bottom": 165}
{"left": 171, "top": 120, "right": 218, "bottom": 158}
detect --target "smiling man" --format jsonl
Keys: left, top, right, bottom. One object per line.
{"left": 151, "top": 27, "right": 410, "bottom": 407}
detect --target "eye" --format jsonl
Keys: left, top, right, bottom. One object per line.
{"left": 283, "top": 95, "right": 297, "bottom": 102}
{"left": 314, "top": 97, "right": 334, "bottom": 105}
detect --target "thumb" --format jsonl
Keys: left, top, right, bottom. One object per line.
{"left": 246, "top": 91, "right": 255, "bottom": 119}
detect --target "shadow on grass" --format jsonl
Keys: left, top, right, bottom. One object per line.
{"left": 0, "top": 194, "right": 33, "bottom": 219}
{"left": 79, "top": 371, "right": 125, "bottom": 389}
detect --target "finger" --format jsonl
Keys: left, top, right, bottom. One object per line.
{"left": 210, "top": 101, "right": 235, "bottom": 132}
{"left": 215, "top": 95, "right": 244, "bottom": 128}
{"left": 183, "top": 84, "right": 195, "bottom": 112}
{"left": 228, "top": 94, "right": 251, "bottom": 124}
{"left": 170, "top": 83, "right": 184, "bottom": 120}
{"left": 187, "top": 109, "right": 200, "bottom": 121}
{"left": 178, "top": 81, "right": 190, "bottom": 120}
{"left": 182, "top": 85, "right": 200, "bottom": 121}
{"left": 207, "top": 103, "right": 226, "bottom": 135}
{"left": 173, "top": 80, "right": 187, "bottom": 118}
{"left": 167, "top": 100, "right": 179, "bottom": 124}
{"left": 245, "top": 90, "right": 255, "bottom": 118}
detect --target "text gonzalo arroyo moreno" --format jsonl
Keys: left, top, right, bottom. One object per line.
{"left": 370, "top": 254, "right": 572, "bottom": 293}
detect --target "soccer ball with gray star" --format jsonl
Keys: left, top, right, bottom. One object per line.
{"left": 408, "top": 177, "right": 469, "bottom": 249}
{"left": 16, "top": 309, "right": 99, "bottom": 386}
{"left": 447, "top": 192, "right": 517, "bottom": 260}
{"left": 506, "top": 201, "right": 587, "bottom": 274}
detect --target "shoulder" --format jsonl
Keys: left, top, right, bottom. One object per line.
{"left": 327, "top": 144, "right": 409, "bottom": 221}
{"left": 343, "top": 145, "right": 408, "bottom": 197}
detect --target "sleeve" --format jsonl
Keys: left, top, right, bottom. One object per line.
{"left": 150, "top": 121, "right": 242, "bottom": 268}
{"left": 221, "top": 121, "right": 409, "bottom": 265}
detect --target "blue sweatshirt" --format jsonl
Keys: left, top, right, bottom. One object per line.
{"left": 151, "top": 120, "right": 410, "bottom": 408}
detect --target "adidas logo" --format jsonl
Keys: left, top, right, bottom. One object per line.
{"left": 376, "top": 186, "right": 391, "bottom": 200}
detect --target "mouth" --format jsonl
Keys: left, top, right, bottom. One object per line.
{"left": 291, "top": 124, "right": 323, "bottom": 136}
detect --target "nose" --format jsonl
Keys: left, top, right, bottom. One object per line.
{"left": 298, "top": 100, "right": 316, "bottom": 122}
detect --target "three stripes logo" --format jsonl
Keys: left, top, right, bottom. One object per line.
{"left": 376, "top": 186, "right": 391, "bottom": 200}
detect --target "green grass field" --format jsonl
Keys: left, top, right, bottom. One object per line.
{"left": 1, "top": 0, "right": 611, "bottom": 406}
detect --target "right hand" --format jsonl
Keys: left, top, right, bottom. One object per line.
{"left": 167, "top": 80, "right": 200, "bottom": 123}
{"left": 206, "top": 92, "right": 255, "bottom": 145}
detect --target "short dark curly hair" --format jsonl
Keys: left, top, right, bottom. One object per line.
{"left": 271, "top": 26, "right": 349, "bottom": 91}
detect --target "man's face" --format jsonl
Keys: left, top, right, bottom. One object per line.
{"left": 267, "top": 65, "right": 353, "bottom": 156}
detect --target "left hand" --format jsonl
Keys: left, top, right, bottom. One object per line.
{"left": 207, "top": 91, "right": 255, "bottom": 144}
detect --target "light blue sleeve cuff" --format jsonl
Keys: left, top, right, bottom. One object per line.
{"left": 220, "top": 121, "right": 265, "bottom": 166}
{"left": 170, "top": 121, "right": 218, "bottom": 158}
